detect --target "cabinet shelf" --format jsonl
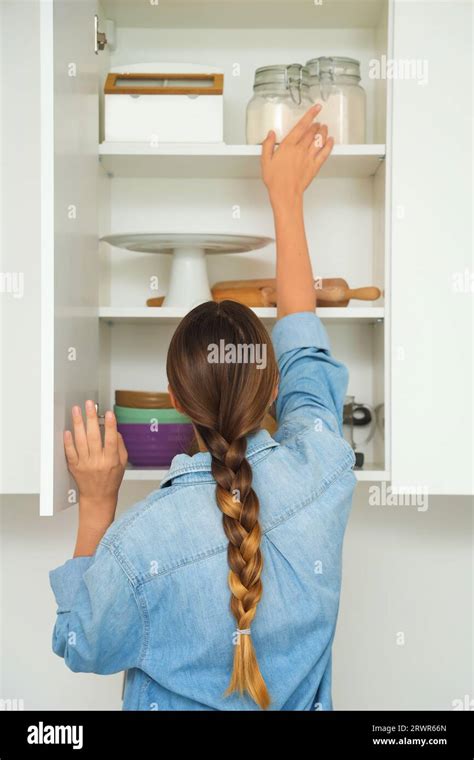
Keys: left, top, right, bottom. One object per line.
{"left": 123, "top": 464, "right": 389, "bottom": 483}
{"left": 98, "top": 143, "right": 386, "bottom": 180}
{"left": 354, "top": 466, "right": 390, "bottom": 482}
{"left": 99, "top": 306, "right": 384, "bottom": 325}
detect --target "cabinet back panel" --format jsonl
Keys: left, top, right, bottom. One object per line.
{"left": 102, "top": 321, "right": 383, "bottom": 466}
{"left": 102, "top": 1, "right": 388, "bottom": 31}
{"left": 100, "top": 176, "right": 380, "bottom": 306}
{"left": 102, "top": 26, "right": 387, "bottom": 143}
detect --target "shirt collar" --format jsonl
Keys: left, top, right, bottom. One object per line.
{"left": 160, "top": 428, "right": 279, "bottom": 487}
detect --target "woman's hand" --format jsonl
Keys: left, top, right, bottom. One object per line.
{"left": 64, "top": 401, "right": 128, "bottom": 555}
{"left": 261, "top": 105, "right": 334, "bottom": 211}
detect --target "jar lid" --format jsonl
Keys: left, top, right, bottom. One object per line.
{"left": 305, "top": 56, "right": 361, "bottom": 80}
{"left": 254, "top": 63, "right": 304, "bottom": 89}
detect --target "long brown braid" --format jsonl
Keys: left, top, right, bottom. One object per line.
{"left": 166, "top": 301, "right": 279, "bottom": 709}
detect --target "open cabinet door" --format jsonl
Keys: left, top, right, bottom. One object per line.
{"left": 390, "top": 0, "right": 473, "bottom": 495}
{"left": 40, "top": 0, "right": 100, "bottom": 515}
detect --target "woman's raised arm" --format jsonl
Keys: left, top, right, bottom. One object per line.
{"left": 261, "top": 105, "right": 333, "bottom": 320}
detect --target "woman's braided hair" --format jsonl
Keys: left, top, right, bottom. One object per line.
{"left": 166, "top": 300, "right": 279, "bottom": 709}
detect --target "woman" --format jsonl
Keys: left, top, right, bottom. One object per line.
{"left": 50, "top": 106, "right": 356, "bottom": 711}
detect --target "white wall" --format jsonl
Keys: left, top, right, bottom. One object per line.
{"left": 0, "top": 486, "right": 472, "bottom": 710}
{"left": 333, "top": 488, "right": 473, "bottom": 710}
{"left": 0, "top": 494, "right": 124, "bottom": 710}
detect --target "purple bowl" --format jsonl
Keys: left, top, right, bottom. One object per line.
{"left": 118, "top": 422, "right": 194, "bottom": 467}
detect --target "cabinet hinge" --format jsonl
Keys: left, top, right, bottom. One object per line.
{"left": 94, "top": 402, "right": 106, "bottom": 426}
{"left": 94, "top": 14, "right": 107, "bottom": 54}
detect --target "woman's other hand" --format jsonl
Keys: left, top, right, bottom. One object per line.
{"left": 261, "top": 105, "right": 334, "bottom": 210}
{"left": 64, "top": 401, "right": 128, "bottom": 551}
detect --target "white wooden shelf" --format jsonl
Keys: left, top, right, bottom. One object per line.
{"left": 123, "top": 465, "right": 389, "bottom": 483}
{"left": 102, "top": 0, "right": 386, "bottom": 30}
{"left": 99, "top": 306, "right": 384, "bottom": 325}
{"left": 355, "top": 465, "right": 390, "bottom": 482}
{"left": 98, "top": 144, "right": 386, "bottom": 180}
{"left": 123, "top": 467, "right": 170, "bottom": 482}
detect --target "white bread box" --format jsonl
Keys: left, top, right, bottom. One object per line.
{"left": 104, "top": 62, "right": 224, "bottom": 143}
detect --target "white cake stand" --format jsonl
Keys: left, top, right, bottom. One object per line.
{"left": 101, "top": 233, "right": 274, "bottom": 308}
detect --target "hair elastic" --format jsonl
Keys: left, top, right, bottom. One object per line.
{"left": 237, "top": 628, "right": 251, "bottom": 635}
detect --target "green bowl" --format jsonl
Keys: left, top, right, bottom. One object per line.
{"left": 114, "top": 405, "right": 191, "bottom": 424}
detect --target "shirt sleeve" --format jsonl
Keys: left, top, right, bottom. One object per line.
{"left": 49, "top": 542, "right": 145, "bottom": 675}
{"left": 271, "top": 311, "right": 349, "bottom": 439}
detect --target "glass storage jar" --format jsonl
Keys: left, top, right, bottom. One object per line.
{"left": 246, "top": 64, "right": 312, "bottom": 144}
{"left": 305, "top": 57, "right": 366, "bottom": 144}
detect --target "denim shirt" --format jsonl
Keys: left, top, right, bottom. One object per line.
{"left": 50, "top": 312, "right": 356, "bottom": 711}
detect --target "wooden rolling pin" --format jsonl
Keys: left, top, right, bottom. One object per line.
{"left": 211, "top": 286, "right": 276, "bottom": 307}
{"left": 211, "top": 278, "right": 381, "bottom": 308}
{"left": 146, "top": 280, "right": 381, "bottom": 309}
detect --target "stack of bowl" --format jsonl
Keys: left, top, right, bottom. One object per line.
{"left": 114, "top": 390, "right": 194, "bottom": 467}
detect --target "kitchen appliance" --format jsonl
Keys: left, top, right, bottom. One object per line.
{"left": 343, "top": 396, "right": 376, "bottom": 469}
{"left": 104, "top": 63, "right": 224, "bottom": 143}
{"left": 101, "top": 233, "right": 273, "bottom": 308}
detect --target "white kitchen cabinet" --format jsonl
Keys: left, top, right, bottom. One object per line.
{"left": 40, "top": 0, "right": 100, "bottom": 515}
{"left": 390, "top": 0, "right": 473, "bottom": 495}
{"left": 36, "top": 0, "right": 472, "bottom": 515}
{"left": 0, "top": 0, "right": 41, "bottom": 494}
